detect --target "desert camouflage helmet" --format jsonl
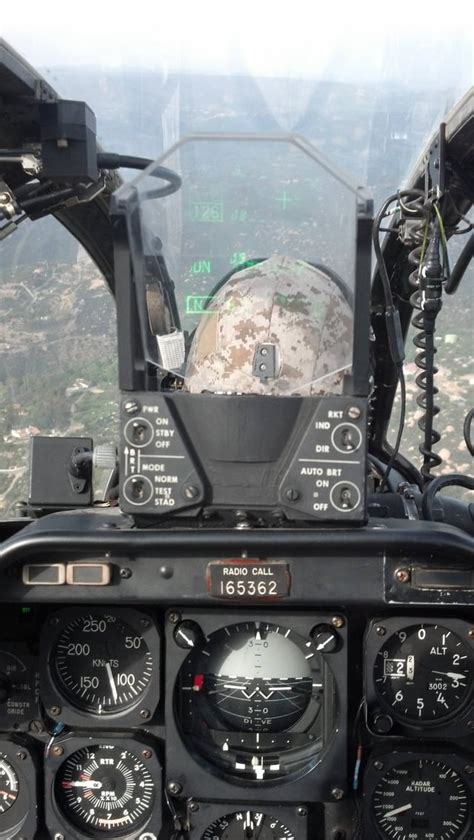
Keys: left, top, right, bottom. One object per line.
{"left": 184, "top": 255, "right": 353, "bottom": 395}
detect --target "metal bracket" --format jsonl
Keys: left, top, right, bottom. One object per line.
{"left": 427, "top": 122, "right": 447, "bottom": 197}
{"left": 0, "top": 151, "right": 42, "bottom": 176}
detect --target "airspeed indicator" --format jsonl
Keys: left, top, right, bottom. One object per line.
{"left": 43, "top": 608, "right": 160, "bottom": 718}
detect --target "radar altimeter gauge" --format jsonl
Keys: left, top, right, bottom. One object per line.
{"left": 41, "top": 608, "right": 160, "bottom": 725}
{"left": 54, "top": 744, "right": 156, "bottom": 837}
{"left": 365, "top": 753, "right": 473, "bottom": 840}
{"left": 201, "top": 811, "right": 295, "bottom": 840}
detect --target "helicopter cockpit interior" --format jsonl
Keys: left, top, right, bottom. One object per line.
{"left": 0, "top": 15, "right": 472, "bottom": 840}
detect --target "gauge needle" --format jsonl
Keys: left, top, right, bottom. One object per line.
{"left": 432, "top": 670, "right": 467, "bottom": 681}
{"left": 0, "top": 791, "right": 16, "bottom": 799}
{"left": 105, "top": 662, "right": 118, "bottom": 703}
{"left": 63, "top": 780, "right": 102, "bottom": 789}
{"left": 383, "top": 803, "right": 412, "bottom": 819}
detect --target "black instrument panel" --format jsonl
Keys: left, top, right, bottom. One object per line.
{"left": 0, "top": 519, "right": 471, "bottom": 839}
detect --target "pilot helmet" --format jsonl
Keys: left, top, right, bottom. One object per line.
{"left": 184, "top": 255, "right": 353, "bottom": 396}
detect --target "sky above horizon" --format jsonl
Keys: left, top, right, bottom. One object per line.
{"left": 2, "top": 1, "right": 473, "bottom": 89}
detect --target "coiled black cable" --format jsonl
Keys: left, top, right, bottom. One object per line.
{"left": 405, "top": 194, "right": 444, "bottom": 483}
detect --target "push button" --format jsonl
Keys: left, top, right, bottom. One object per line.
{"left": 23, "top": 563, "right": 66, "bottom": 585}
{"left": 66, "top": 563, "right": 112, "bottom": 586}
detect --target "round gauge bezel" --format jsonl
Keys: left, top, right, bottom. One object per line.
{"left": 363, "top": 749, "right": 474, "bottom": 840}
{"left": 372, "top": 622, "right": 473, "bottom": 725}
{"left": 201, "top": 810, "right": 296, "bottom": 840}
{"left": 40, "top": 607, "right": 161, "bottom": 727}
{"left": 0, "top": 741, "right": 37, "bottom": 840}
{"left": 46, "top": 736, "right": 162, "bottom": 840}
{"left": 165, "top": 610, "right": 348, "bottom": 804}
{"left": 172, "top": 801, "right": 306, "bottom": 840}
{"left": 364, "top": 616, "right": 474, "bottom": 737}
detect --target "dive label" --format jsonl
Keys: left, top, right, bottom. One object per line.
{"left": 207, "top": 560, "right": 291, "bottom": 599}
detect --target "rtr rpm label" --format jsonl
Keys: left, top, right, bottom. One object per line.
{"left": 207, "top": 560, "right": 290, "bottom": 600}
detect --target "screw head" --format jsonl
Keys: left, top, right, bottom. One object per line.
{"left": 296, "top": 806, "right": 308, "bottom": 817}
{"left": 120, "top": 567, "right": 132, "bottom": 579}
{"left": 142, "top": 749, "right": 152, "bottom": 760}
{"left": 376, "top": 626, "right": 386, "bottom": 636}
{"left": 50, "top": 706, "right": 61, "bottom": 716}
{"left": 139, "top": 709, "right": 151, "bottom": 720}
{"left": 374, "top": 760, "right": 384, "bottom": 771}
{"left": 395, "top": 568, "right": 410, "bottom": 583}
{"left": 285, "top": 487, "right": 300, "bottom": 502}
{"left": 16, "top": 751, "right": 26, "bottom": 761}
{"left": 468, "top": 629, "right": 474, "bottom": 639}
{"left": 54, "top": 834, "right": 65, "bottom": 840}
{"left": 123, "top": 399, "right": 140, "bottom": 414}
{"left": 188, "top": 800, "right": 199, "bottom": 813}
{"left": 331, "top": 787, "right": 344, "bottom": 801}
{"left": 347, "top": 406, "right": 361, "bottom": 420}
{"left": 52, "top": 745, "right": 64, "bottom": 757}
{"left": 29, "top": 719, "right": 44, "bottom": 734}
{"left": 168, "top": 612, "right": 181, "bottom": 625}
{"left": 167, "top": 780, "right": 183, "bottom": 796}
{"left": 331, "top": 615, "right": 345, "bottom": 629}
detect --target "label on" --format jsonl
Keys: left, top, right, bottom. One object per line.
{"left": 207, "top": 560, "right": 290, "bottom": 600}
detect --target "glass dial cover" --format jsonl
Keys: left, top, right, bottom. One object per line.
{"left": 201, "top": 811, "right": 295, "bottom": 840}
{"left": 50, "top": 612, "right": 154, "bottom": 715}
{"left": 373, "top": 623, "right": 472, "bottom": 722}
{"left": 180, "top": 621, "right": 315, "bottom": 733}
{"left": 176, "top": 620, "right": 329, "bottom": 782}
{"left": 372, "top": 759, "right": 471, "bottom": 840}
{"left": 0, "top": 755, "right": 19, "bottom": 814}
{"left": 55, "top": 744, "right": 154, "bottom": 836}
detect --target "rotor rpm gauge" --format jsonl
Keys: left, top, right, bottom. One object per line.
{"left": 55, "top": 744, "right": 155, "bottom": 836}
{"left": 373, "top": 623, "right": 472, "bottom": 723}
{"left": 201, "top": 812, "right": 295, "bottom": 840}
{"left": 372, "top": 759, "right": 471, "bottom": 840}
{"left": 42, "top": 608, "right": 160, "bottom": 721}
